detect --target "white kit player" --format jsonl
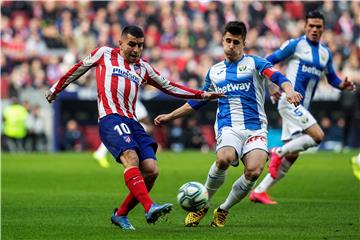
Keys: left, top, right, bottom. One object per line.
{"left": 93, "top": 100, "right": 151, "bottom": 168}
{"left": 154, "top": 21, "right": 302, "bottom": 227}
{"left": 250, "top": 10, "right": 356, "bottom": 205}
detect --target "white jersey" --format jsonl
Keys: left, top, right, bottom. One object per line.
{"left": 267, "top": 35, "right": 341, "bottom": 110}
{"left": 188, "top": 54, "right": 282, "bottom": 136}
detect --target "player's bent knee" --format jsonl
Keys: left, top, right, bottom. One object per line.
{"left": 216, "top": 158, "right": 232, "bottom": 170}
{"left": 244, "top": 168, "right": 263, "bottom": 181}
{"left": 143, "top": 169, "right": 158, "bottom": 181}
{"left": 313, "top": 133, "right": 324, "bottom": 144}
{"left": 120, "top": 149, "right": 140, "bottom": 167}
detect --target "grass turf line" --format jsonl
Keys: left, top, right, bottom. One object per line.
{"left": 2, "top": 151, "right": 360, "bottom": 240}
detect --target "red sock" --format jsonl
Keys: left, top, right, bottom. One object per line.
{"left": 123, "top": 167, "right": 153, "bottom": 212}
{"left": 116, "top": 180, "right": 155, "bottom": 216}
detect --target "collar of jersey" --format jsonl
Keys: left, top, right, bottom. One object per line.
{"left": 224, "top": 54, "right": 245, "bottom": 67}
{"left": 117, "top": 48, "right": 141, "bottom": 66}
{"left": 304, "top": 36, "right": 320, "bottom": 47}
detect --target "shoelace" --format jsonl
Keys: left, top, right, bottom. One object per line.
{"left": 217, "top": 211, "right": 228, "bottom": 222}
{"left": 193, "top": 209, "right": 206, "bottom": 217}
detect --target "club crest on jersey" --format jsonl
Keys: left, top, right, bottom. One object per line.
{"left": 320, "top": 54, "right": 326, "bottom": 62}
{"left": 123, "top": 136, "right": 132, "bottom": 143}
{"left": 238, "top": 66, "right": 247, "bottom": 72}
{"left": 134, "top": 65, "right": 141, "bottom": 75}
{"left": 112, "top": 66, "right": 140, "bottom": 84}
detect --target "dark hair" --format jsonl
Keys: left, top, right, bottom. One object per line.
{"left": 121, "top": 25, "right": 144, "bottom": 38}
{"left": 223, "top": 21, "right": 247, "bottom": 40}
{"left": 306, "top": 10, "right": 325, "bottom": 24}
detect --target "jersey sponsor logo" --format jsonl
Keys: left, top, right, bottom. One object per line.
{"left": 215, "top": 82, "right": 251, "bottom": 93}
{"left": 112, "top": 66, "right": 141, "bottom": 84}
{"left": 301, "top": 65, "right": 322, "bottom": 77}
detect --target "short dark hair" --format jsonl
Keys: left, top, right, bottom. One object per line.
{"left": 306, "top": 10, "right": 325, "bottom": 24}
{"left": 121, "top": 25, "right": 144, "bottom": 38}
{"left": 223, "top": 21, "right": 247, "bottom": 41}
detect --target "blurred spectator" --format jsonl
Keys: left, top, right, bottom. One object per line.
{"left": 340, "top": 85, "right": 360, "bottom": 148}
{"left": 319, "top": 116, "right": 344, "bottom": 151}
{"left": 168, "top": 118, "right": 185, "bottom": 152}
{"left": 26, "top": 105, "right": 47, "bottom": 151}
{"left": 1, "top": 1, "right": 359, "bottom": 151}
{"left": 61, "top": 119, "right": 84, "bottom": 152}
{"left": 183, "top": 117, "right": 208, "bottom": 152}
{"left": 2, "top": 97, "right": 29, "bottom": 152}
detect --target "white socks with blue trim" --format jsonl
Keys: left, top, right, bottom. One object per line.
{"left": 220, "top": 174, "right": 256, "bottom": 211}
{"left": 278, "top": 135, "right": 317, "bottom": 157}
{"left": 205, "top": 162, "right": 227, "bottom": 200}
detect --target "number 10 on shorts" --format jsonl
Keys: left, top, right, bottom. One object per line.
{"left": 114, "top": 123, "right": 131, "bottom": 136}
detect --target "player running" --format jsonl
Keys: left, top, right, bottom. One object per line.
{"left": 249, "top": 10, "right": 356, "bottom": 205}
{"left": 46, "top": 25, "right": 223, "bottom": 230}
{"left": 154, "top": 21, "right": 302, "bottom": 227}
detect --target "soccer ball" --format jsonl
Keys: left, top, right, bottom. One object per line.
{"left": 177, "top": 181, "right": 209, "bottom": 212}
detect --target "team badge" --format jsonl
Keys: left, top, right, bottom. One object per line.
{"left": 134, "top": 65, "right": 141, "bottom": 75}
{"left": 238, "top": 66, "right": 247, "bottom": 72}
{"left": 123, "top": 136, "right": 132, "bottom": 143}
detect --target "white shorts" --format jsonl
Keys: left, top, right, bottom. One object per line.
{"left": 278, "top": 96, "right": 317, "bottom": 141}
{"left": 216, "top": 127, "right": 268, "bottom": 166}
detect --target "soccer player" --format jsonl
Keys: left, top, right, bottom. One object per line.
{"left": 93, "top": 100, "right": 151, "bottom": 168}
{"left": 154, "top": 21, "right": 302, "bottom": 227}
{"left": 249, "top": 10, "right": 356, "bottom": 205}
{"left": 45, "top": 25, "right": 223, "bottom": 230}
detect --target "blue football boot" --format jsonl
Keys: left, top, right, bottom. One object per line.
{"left": 111, "top": 209, "right": 135, "bottom": 230}
{"left": 145, "top": 203, "right": 173, "bottom": 224}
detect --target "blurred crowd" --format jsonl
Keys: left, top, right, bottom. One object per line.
{"left": 1, "top": 1, "right": 359, "bottom": 151}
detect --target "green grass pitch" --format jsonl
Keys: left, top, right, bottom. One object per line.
{"left": 2, "top": 151, "right": 360, "bottom": 240}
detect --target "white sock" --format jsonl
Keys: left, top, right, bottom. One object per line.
{"left": 219, "top": 175, "right": 256, "bottom": 211}
{"left": 277, "top": 135, "right": 317, "bottom": 157}
{"left": 94, "top": 143, "right": 108, "bottom": 158}
{"left": 254, "top": 173, "right": 275, "bottom": 193}
{"left": 254, "top": 159, "right": 292, "bottom": 193}
{"left": 205, "top": 162, "right": 227, "bottom": 201}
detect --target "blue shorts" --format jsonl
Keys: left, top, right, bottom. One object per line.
{"left": 99, "top": 114, "right": 157, "bottom": 162}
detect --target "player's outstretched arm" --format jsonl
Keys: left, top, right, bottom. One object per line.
{"left": 201, "top": 91, "right": 224, "bottom": 100}
{"left": 280, "top": 81, "right": 303, "bottom": 107}
{"left": 339, "top": 77, "right": 356, "bottom": 92}
{"left": 154, "top": 103, "right": 195, "bottom": 126}
{"left": 45, "top": 90, "right": 56, "bottom": 104}
{"left": 267, "top": 80, "right": 282, "bottom": 103}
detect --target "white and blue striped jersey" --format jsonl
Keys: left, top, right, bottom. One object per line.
{"left": 267, "top": 35, "right": 341, "bottom": 109}
{"left": 188, "top": 54, "right": 286, "bottom": 134}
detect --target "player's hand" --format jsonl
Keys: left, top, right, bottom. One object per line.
{"left": 201, "top": 91, "right": 225, "bottom": 100}
{"left": 154, "top": 114, "right": 172, "bottom": 126}
{"left": 268, "top": 82, "right": 282, "bottom": 103}
{"left": 286, "top": 91, "right": 302, "bottom": 107}
{"left": 340, "top": 77, "right": 356, "bottom": 92}
{"left": 45, "top": 90, "right": 56, "bottom": 103}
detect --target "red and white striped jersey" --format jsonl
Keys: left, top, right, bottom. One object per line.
{"left": 50, "top": 47, "right": 204, "bottom": 120}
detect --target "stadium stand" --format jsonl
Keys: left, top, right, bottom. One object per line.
{"left": 1, "top": 1, "right": 359, "bottom": 151}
